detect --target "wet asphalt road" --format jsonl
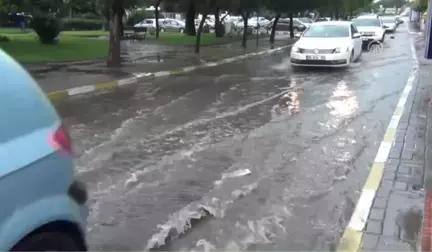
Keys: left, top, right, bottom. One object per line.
{"left": 59, "top": 25, "right": 413, "bottom": 251}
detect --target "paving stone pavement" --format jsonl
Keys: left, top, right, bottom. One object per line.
{"left": 359, "top": 37, "right": 428, "bottom": 251}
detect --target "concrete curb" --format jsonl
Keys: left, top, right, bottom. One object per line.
{"left": 337, "top": 37, "right": 419, "bottom": 252}
{"left": 46, "top": 44, "right": 292, "bottom": 102}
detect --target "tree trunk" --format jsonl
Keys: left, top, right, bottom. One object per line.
{"left": 214, "top": 7, "right": 223, "bottom": 37}
{"left": 270, "top": 14, "right": 280, "bottom": 43}
{"left": 155, "top": 0, "right": 161, "bottom": 39}
{"left": 195, "top": 13, "right": 208, "bottom": 53}
{"left": 104, "top": 4, "right": 110, "bottom": 31}
{"left": 185, "top": 0, "right": 196, "bottom": 36}
{"left": 241, "top": 12, "right": 249, "bottom": 48}
{"left": 107, "top": 9, "right": 122, "bottom": 67}
{"left": 334, "top": 0, "right": 339, "bottom": 20}
{"left": 289, "top": 13, "right": 294, "bottom": 39}
{"left": 120, "top": 8, "right": 124, "bottom": 37}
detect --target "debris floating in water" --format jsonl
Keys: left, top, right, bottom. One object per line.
{"left": 222, "top": 168, "right": 252, "bottom": 179}
{"left": 215, "top": 168, "right": 252, "bottom": 186}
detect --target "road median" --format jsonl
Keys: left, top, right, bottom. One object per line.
{"left": 46, "top": 42, "right": 293, "bottom": 103}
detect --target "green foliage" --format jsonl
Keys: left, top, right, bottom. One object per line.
{"left": 29, "top": 0, "right": 64, "bottom": 12}
{"left": 374, "top": 0, "right": 407, "bottom": 8}
{"left": 62, "top": 18, "right": 102, "bottom": 30}
{"left": 73, "top": 12, "right": 101, "bottom": 19}
{"left": 412, "top": 0, "right": 428, "bottom": 12}
{"left": 0, "top": 34, "right": 10, "bottom": 42}
{"left": 31, "top": 14, "right": 61, "bottom": 44}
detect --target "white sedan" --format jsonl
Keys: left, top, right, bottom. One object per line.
{"left": 290, "top": 21, "right": 363, "bottom": 68}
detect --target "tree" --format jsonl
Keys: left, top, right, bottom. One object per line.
{"left": 265, "top": 0, "right": 292, "bottom": 43}
{"left": 237, "top": 0, "right": 260, "bottom": 48}
{"left": 146, "top": 0, "right": 163, "bottom": 38}
{"left": 213, "top": 0, "right": 232, "bottom": 37}
{"left": 185, "top": 0, "right": 196, "bottom": 35}
{"left": 194, "top": 0, "right": 217, "bottom": 52}
{"left": 106, "top": 0, "right": 123, "bottom": 67}
{"left": 154, "top": 0, "right": 162, "bottom": 38}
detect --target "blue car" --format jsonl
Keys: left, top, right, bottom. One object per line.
{"left": 0, "top": 49, "right": 88, "bottom": 251}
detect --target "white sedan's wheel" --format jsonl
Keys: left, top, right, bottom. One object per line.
{"left": 347, "top": 51, "right": 354, "bottom": 66}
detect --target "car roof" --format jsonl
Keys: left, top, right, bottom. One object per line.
{"left": 310, "top": 21, "right": 351, "bottom": 26}
{"left": 356, "top": 15, "right": 379, "bottom": 19}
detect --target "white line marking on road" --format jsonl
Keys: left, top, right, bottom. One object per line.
{"left": 348, "top": 189, "right": 376, "bottom": 231}
{"left": 388, "top": 115, "right": 401, "bottom": 128}
{"left": 182, "top": 66, "right": 197, "bottom": 72}
{"left": 67, "top": 85, "right": 96, "bottom": 96}
{"left": 134, "top": 72, "right": 153, "bottom": 78}
{"left": 374, "top": 142, "right": 393, "bottom": 162}
{"left": 117, "top": 77, "right": 137, "bottom": 86}
{"left": 154, "top": 71, "right": 171, "bottom": 77}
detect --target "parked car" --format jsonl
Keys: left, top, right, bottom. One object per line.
{"left": 381, "top": 16, "right": 397, "bottom": 32}
{"left": 352, "top": 16, "right": 386, "bottom": 43}
{"left": 315, "top": 17, "right": 332, "bottom": 22}
{"left": 0, "top": 49, "right": 88, "bottom": 251}
{"left": 395, "top": 16, "right": 404, "bottom": 24}
{"left": 134, "top": 18, "right": 161, "bottom": 30}
{"left": 247, "top": 16, "right": 270, "bottom": 27}
{"left": 290, "top": 21, "right": 362, "bottom": 68}
{"left": 266, "top": 18, "right": 308, "bottom": 33}
{"left": 160, "top": 18, "right": 185, "bottom": 32}
{"left": 295, "top": 17, "right": 313, "bottom": 28}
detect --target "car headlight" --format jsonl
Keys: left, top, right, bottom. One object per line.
{"left": 334, "top": 47, "right": 348, "bottom": 53}
{"left": 292, "top": 45, "right": 300, "bottom": 53}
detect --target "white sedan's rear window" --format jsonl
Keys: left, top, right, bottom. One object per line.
{"left": 303, "top": 25, "right": 349, "bottom": 38}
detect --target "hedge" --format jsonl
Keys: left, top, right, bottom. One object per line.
{"left": 62, "top": 18, "right": 103, "bottom": 30}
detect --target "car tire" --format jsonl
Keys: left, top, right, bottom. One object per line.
{"left": 179, "top": 28, "right": 184, "bottom": 33}
{"left": 349, "top": 50, "right": 354, "bottom": 64}
{"left": 11, "top": 232, "right": 83, "bottom": 251}
{"left": 356, "top": 49, "right": 362, "bottom": 62}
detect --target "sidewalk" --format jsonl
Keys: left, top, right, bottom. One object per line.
{"left": 354, "top": 30, "right": 428, "bottom": 251}
{"left": 29, "top": 38, "right": 293, "bottom": 94}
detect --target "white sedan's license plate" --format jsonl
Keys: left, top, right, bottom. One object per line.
{"left": 306, "top": 55, "right": 325, "bottom": 60}
{"left": 362, "top": 37, "right": 370, "bottom": 41}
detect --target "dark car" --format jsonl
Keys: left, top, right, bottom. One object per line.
{"left": 266, "top": 18, "right": 307, "bottom": 33}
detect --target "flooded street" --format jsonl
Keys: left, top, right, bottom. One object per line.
{"left": 58, "top": 25, "right": 414, "bottom": 251}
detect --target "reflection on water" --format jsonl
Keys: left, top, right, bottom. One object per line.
{"left": 327, "top": 80, "right": 358, "bottom": 117}
{"left": 272, "top": 90, "right": 301, "bottom": 118}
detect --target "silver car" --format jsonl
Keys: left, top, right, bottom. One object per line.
{"left": 160, "top": 19, "right": 185, "bottom": 33}
{"left": 381, "top": 16, "right": 397, "bottom": 32}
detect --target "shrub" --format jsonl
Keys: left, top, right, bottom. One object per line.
{"left": 0, "top": 35, "right": 10, "bottom": 42}
{"left": 32, "top": 14, "right": 61, "bottom": 44}
{"left": 62, "top": 18, "right": 103, "bottom": 30}
{"left": 74, "top": 13, "right": 101, "bottom": 20}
